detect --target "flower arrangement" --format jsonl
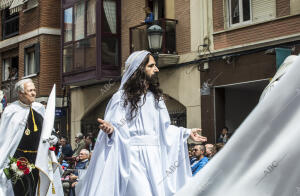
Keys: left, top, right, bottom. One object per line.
{"left": 4, "top": 157, "right": 35, "bottom": 184}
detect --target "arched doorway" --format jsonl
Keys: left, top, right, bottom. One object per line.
{"left": 164, "top": 95, "right": 187, "bottom": 127}
{"left": 81, "top": 97, "right": 111, "bottom": 137}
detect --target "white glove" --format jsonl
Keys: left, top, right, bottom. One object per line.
{"left": 49, "top": 135, "right": 58, "bottom": 145}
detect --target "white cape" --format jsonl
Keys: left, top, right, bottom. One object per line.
{"left": 0, "top": 86, "right": 63, "bottom": 196}
{"left": 176, "top": 56, "right": 300, "bottom": 196}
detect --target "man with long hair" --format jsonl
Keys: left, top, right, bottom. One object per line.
{"left": 76, "top": 50, "right": 207, "bottom": 196}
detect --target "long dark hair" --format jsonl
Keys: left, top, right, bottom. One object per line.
{"left": 123, "top": 54, "right": 163, "bottom": 119}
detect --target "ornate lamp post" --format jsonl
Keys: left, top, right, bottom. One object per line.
{"left": 147, "top": 24, "right": 163, "bottom": 61}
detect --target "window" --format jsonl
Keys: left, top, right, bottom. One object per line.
{"left": 2, "top": 8, "right": 19, "bottom": 39}
{"left": 74, "top": 1, "right": 85, "bottom": 41}
{"left": 62, "top": 0, "right": 121, "bottom": 78}
{"left": 64, "top": 8, "right": 73, "bottom": 43}
{"left": 228, "top": 0, "right": 251, "bottom": 26}
{"left": 24, "top": 44, "right": 40, "bottom": 76}
{"left": 2, "top": 57, "right": 18, "bottom": 81}
{"left": 63, "top": 0, "right": 97, "bottom": 73}
{"left": 147, "top": 0, "right": 165, "bottom": 20}
{"left": 101, "top": 0, "right": 119, "bottom": 66}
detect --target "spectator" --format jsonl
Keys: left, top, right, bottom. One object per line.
{"left": 189, "top": 146, "right": 197, "bottom": 165}
{"left": 215, "top": 142, "right": 224, "bottom": 152}
{"left": 85, "top": 135, "right": 94, "bottom": 152}
{"left": 65, "top": 149, "right": 90, "bottom": 196}
{"left": 9, "top": 67, "right": 18, "bottom": 80}
{"left": 205, "top": 144, "right": 216, "bottom": 160}
{"left": 72, "top": 132, "right": 85, "bottom": 157}
{"left": 191, "top": 145, "right": 209, "bottom": 176}
{"left": 143, "top": 6, "right": 154, "bottom": 24}
{"left": 59, "top": 137, "right": 73, "bottom": 158}
{"left": 217, "top": 126, "right": 230, "bottom": 144}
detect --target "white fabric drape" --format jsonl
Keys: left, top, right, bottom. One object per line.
{"left": 103, "top": 0, "right": 116, "bottom": 34}
{"left": 3, "top": 59, "right": 10, "bottom": 81}
{"left": 75, "top": 1, "right": 85, "bottom": 40}
{"left": 176, "top": 56, "right": 300, "bottom": 196}
{"left": 0, "top": 101, "right": 61, "bottom": 196}
{"left": 87, "top": 0, "right": 96, "bottom": 35}
{"left": 28, "top": 52, "right": 35, "bottom": 75}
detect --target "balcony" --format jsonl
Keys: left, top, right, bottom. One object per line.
{"left": 61, "top": 0, "right": 122, "bottom": 86}
{"left": 130, "top": 19, "right": 179, "bottom": 67}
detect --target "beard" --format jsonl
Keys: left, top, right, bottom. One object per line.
{"left": 146, "top": 72, "right": 160, "bottom": 88}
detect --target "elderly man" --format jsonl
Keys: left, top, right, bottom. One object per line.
{"left": 63, "top": 149, "right": 90, "bottom": 196}
{"left": 0, "top": 79, "right": 59, "bottom": 196}
{"left": 76, "top": 50, "right": 207, "bottom": 196}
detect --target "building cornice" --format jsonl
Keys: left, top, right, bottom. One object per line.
{"left": 0, "top": 27, "right": 60, "bottom": 50}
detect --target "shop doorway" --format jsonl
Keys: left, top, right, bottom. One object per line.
{"left": 214, "top": 79, "right": 269, "bottom": 141}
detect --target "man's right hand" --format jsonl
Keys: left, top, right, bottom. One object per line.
{"left": 98, "top": 118, "right": 114, "bottom": 135}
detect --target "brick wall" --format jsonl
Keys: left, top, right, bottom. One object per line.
{"left": 213, "top": 0, "right": 225, "bottom": 32}
{"left": 39, "top": 35, "right": 62, "bottom": 96}
{"left": 121, "top": 0, "right": 146, "bottom": 66}
{"left": 0, "top": 0, "right": 61, "bottom": 98}
{"left": 40, "top": 0, "right": 61, "bottom": 28}
{"left": 19, "top": 7, "right": 40, "bottom": 34}
{"left": 121, "top": 0, "right": 192, "bottom": 63}
{"left": 276, "top": 0, "right": 290, "bottom": 17}
{"left": 18, "top": 35, "right": 62, "bottom": 97}
{"left": 214, "top": 15, "right": 300, "bottom": 50}
{"left": 175, "top": 0, "right": 191, "bottom": 54}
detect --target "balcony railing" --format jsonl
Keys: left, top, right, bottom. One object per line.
{"left": 130, "top": 18, "right": 178, "bottom": 54}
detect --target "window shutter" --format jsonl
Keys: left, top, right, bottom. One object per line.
{"left": 252, "top": 0, "right": 275, "bottom": 23}
{"left": 35, "top": 43, "right": 40, "bottom": 73}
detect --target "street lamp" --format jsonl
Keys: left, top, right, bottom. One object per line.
{"left": 147, "top": 24, "right": 163, "bottom": 54}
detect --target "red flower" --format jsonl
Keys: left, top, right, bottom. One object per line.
{"left": 16, "top": 161, "right": 21, "bottom": 167}
{"left": 18, "top": 165, "right": 27, "bottom": 170}
{"left": 24, "top": 168, "right": 30, "bottom": 175}
{"left": 49, "top": 146, "right": 56, "bottom": 151}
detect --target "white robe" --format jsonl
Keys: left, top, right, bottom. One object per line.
{"left": 0, "top": 101, "right": 63, "bottom": 196}
{"left": 76, "top": 90, "right": 192, "bottom": 196}
{"left": 176, "top": 57, "right": 300, "bottom": 196}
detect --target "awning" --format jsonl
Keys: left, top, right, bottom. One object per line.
{"left": 0, "top": 0, "right": 14, "bottom": 10}
{"left": 9, "top": 0, "right": 25, "bottom": 14}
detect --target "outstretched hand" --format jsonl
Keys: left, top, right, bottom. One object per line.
{"left": 190, "top": 128, "right": 207, "bottom": 142}
{"left": 98, "top": 118, "right": 114, "bottom": 135}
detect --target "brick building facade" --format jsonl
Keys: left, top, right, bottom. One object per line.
{"left": 0, "top": 0, "right": 67, "bottom": 135}
{"left": 200, "top": 0, "right": 300, "bottom": 143}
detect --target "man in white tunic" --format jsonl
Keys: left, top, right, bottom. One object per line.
{"left": 76, "top": 50, "right": 207, "bottom": 196}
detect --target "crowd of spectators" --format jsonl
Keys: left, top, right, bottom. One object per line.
{"left": 55, "top": 132, "right": 96, "bottom": 196}
{"left": 188, "top": 126, "right": 231, "bottom": 176}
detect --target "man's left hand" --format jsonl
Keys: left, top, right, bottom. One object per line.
{"left": 49, "top": 135, "right": 58, "bottom": 145}
{"left": 190, "top": 128, "right": 207, "bottom": 142}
